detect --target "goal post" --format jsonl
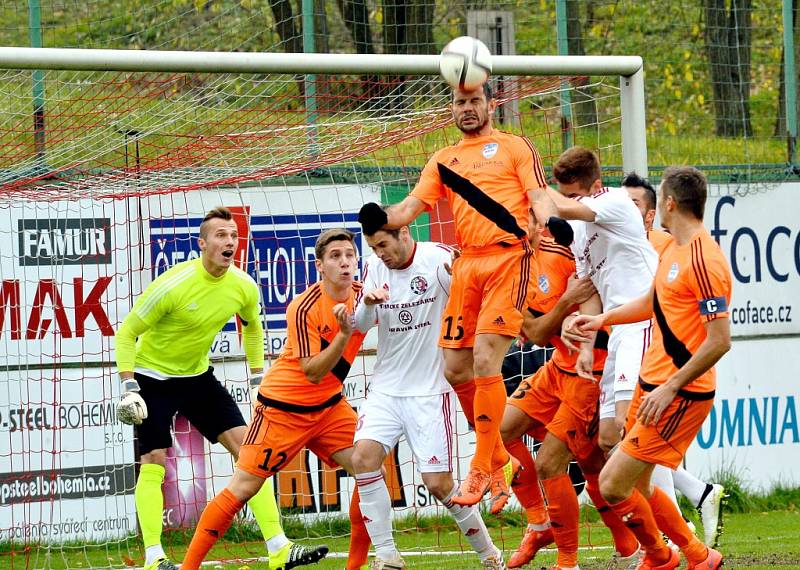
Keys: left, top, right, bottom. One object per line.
{"left": 0, "top": 47, "right": 647, "bottom": 569}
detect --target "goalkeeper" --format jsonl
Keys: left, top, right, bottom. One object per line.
{"left": 115, "top": 207, "right": 327, "bottom": 570}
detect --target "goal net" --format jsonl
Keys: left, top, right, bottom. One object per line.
{"left": 0, "top": 50, "right": 642, "bottom": 569}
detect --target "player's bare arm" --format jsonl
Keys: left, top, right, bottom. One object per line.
{"left": 527, "top": 187, "right": 558, "bottom": 223}
{"left": 573, "top": 293, "right": 601, "bottom": 379}
{"left": 545, "top": 187, "right": 596, "bottom": 222}
{"left": 443, "top": 248, "right": 461, "bottom": 275}
{"left": 358, "top": 196, "right": 426, "bottom": 235}
{"left": 299, "top": 304, "right": 355, "bottom": 384}
{"left": 521, "top": 274, "right": 596, "bottom": 346}
{"left": 571, "top": 284, "right": 656, "bottom": 335}
{"left": 386, "top": 196, "right": 426, "bottom": 228}
{"left": 562, "top": 292, "right": 602, "bottom": 350}
{"left": 361, "top": 288, "right": 390, "bottom": 306}
{"left": 527, "top": 187, "right": 577, "bottom": 246}
{"left": 353, "top": 288, "right": 387, "bottom": 332}
{"left": 637, "top": 317, "right": 731, "bottom": 426}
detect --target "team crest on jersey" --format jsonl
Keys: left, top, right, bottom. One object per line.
{"left": 410, "top": 275, "right": 428, "bottom": 295}
{"left": 667, "top": 262, "right": 679, "bottom": 282}
{"left": 482, "top": 143, "right": 499, "bottom": 158}
{"left": 538, "top": 274, "right": 550, "bottom": 294}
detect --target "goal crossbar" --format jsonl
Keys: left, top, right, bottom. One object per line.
{"left": 0, "top": 47, "right": 641, "bottom": 76}
{"left": 0, "top": 47, "right": 648, "bottom": 177}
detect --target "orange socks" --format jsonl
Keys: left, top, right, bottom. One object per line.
{"left": 181, "top": 488, "right": 244, "bottom": 570}
{"left": 471, "top": 375, "right": 507, "bottom": 473}
{"left": 505, "top": 438, "right": 548, "bottom": 525}
{"left": 648, "top": 486, "right": 708, "bottom": 564}
{"left": 454, "top": 378, "right": 510, "bottom": 472}
{"left": 584, "top": 474, "right": 639, "bottom": 557}
{"left": 608, "top": 489, "right": 671, "bottom": 563}
{"left": 541, "top": 474, "right": 580, "bottom": 568}
{"left": 346, "top": 487, "right": 371, "bottom": 570}
{"left": 453, "top": 380, "right": 477, "bottom": 423}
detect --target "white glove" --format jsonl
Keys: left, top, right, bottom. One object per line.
{"left": 117, "top": 378, "right": 148, "bottom": 425}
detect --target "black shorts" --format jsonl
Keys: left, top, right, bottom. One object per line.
{"left": 134, "top": 367, "right": 246, "bottom": 455}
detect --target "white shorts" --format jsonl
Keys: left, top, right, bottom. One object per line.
{"left": 599, "top": 320, "right": 652, "bottom": 420}
{"left": 354, "top": 391, "right": 455, "bottom": 473}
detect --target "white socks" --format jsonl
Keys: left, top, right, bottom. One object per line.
{"left": 356, "top": 472, "right": 498, "bottom": 563}
{"left": 144, "top": 544, "right": 166, "bottom": 566}
{"left": 672, "top": 466, "right": 710, "bottom": 507}
{"left": 651, "top": 464, "right": 679, "bottom": 507}
{"left": 442, "top": 484, "right": 494, "bottom": 559}
{"left": 266, "top": 533, "right": 289, "bottom": 553}
{"left": 356, "top": 470, "right": 399, "bottom": 561}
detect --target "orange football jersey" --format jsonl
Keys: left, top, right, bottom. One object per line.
{"left": 412, "top": 129, "right": 547, "bottom": 249}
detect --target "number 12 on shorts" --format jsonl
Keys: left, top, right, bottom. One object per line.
{"left": 257, "top": 447, "right": 288, "bottom": 473}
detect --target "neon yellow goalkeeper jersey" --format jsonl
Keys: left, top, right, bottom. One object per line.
{"left": 115, "top": 257, "right": 265, "bottom": 378}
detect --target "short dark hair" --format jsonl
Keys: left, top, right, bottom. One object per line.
{"left": 360, "top": 204, "right": 401, "bottom": 238}
{"left": 622, "top": 172, "right": 657, "bottom": 210}
{"left": 315, "top": 228, "right": 356, "bottom": 260}
{"left": 366, "top": 227, "right": 401, "bottom": 239}
{"left": 451, "top": 81, "right": 493, "bottom": 101}
{"left": 199, "top": 207, "right": 233, "bottom": 239}
{"left": 660, "top": 166, "right": 707, "bottom": 220}
{"left": 553, "top": 146, "right": 601, "bottom": 190}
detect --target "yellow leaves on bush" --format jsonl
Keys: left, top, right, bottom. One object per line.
{"left": 667, "top": 121, "right": 678, "bottom": 136}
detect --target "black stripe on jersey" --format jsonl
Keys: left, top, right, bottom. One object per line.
{"left": 520, "top": 136, "right": 548, "bottom": 188}
{"left": 436, "top": 163, "right": 527, "bottom": 239}
{"left": 639, "top": 377, "right": 716, "bottom": 400}
{"left": 660, "top": 398, "right": 691, "bottom": 442}
{"left": 295, "top": 284, "right": 322, "bottom": 358}
{"left": 691, "top": 240, "right": 714, "bottom": 300}
{"left": 515, "top": 242, "right": 533, "bottom": 310}
{"left": 320, "top": 338, "right": 352, "bottom": 383}
{"left": 539, "top": 243, "right": 574, "bottom": 260}
{"left": 653, "top": 290, "right": 692, "bottom": 369}
{"left": 243, "top": 407, "right": 264, "bottom": 445}
{"left": 691, "top": 240, "right": 719, "bottom": 322}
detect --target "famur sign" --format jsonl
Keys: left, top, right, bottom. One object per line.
{"left": 18, "top": 218, "right": 112, "bottom": 266}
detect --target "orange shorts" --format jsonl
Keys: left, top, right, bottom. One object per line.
{"left": 441, "top": 242, "right": 532, "bottom": 348}
{"left": 621, "top": 381, "right": 714, "bottom": 469}
{"left": 237, "top": 398, "right": 357, "bottom": 478}
{"left": 508, "top": 360, "right": 601, "bottom": 460}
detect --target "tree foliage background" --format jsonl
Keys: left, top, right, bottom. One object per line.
{"left": 0, "top": 0, "right": 796, "bottom": 173}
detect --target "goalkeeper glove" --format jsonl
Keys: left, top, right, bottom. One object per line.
{"left": 546, "top": 216, "right": 574, "bottom": 247}
{"left": 358, "top": 202, "right": 388, "bottom": 235}
{"left": 117, "top": 378, "right": 148, "bottom": 425}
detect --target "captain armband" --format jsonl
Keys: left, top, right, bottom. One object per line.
{"left": 698, "top": 296, "right": 728, "bottom": 316}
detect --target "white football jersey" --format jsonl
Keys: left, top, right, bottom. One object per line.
{"left": 570, "top": 187, "right": 658, "bottom": 309}
{"left": 354, "top": 242, "right": 453, "bottom": 397}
